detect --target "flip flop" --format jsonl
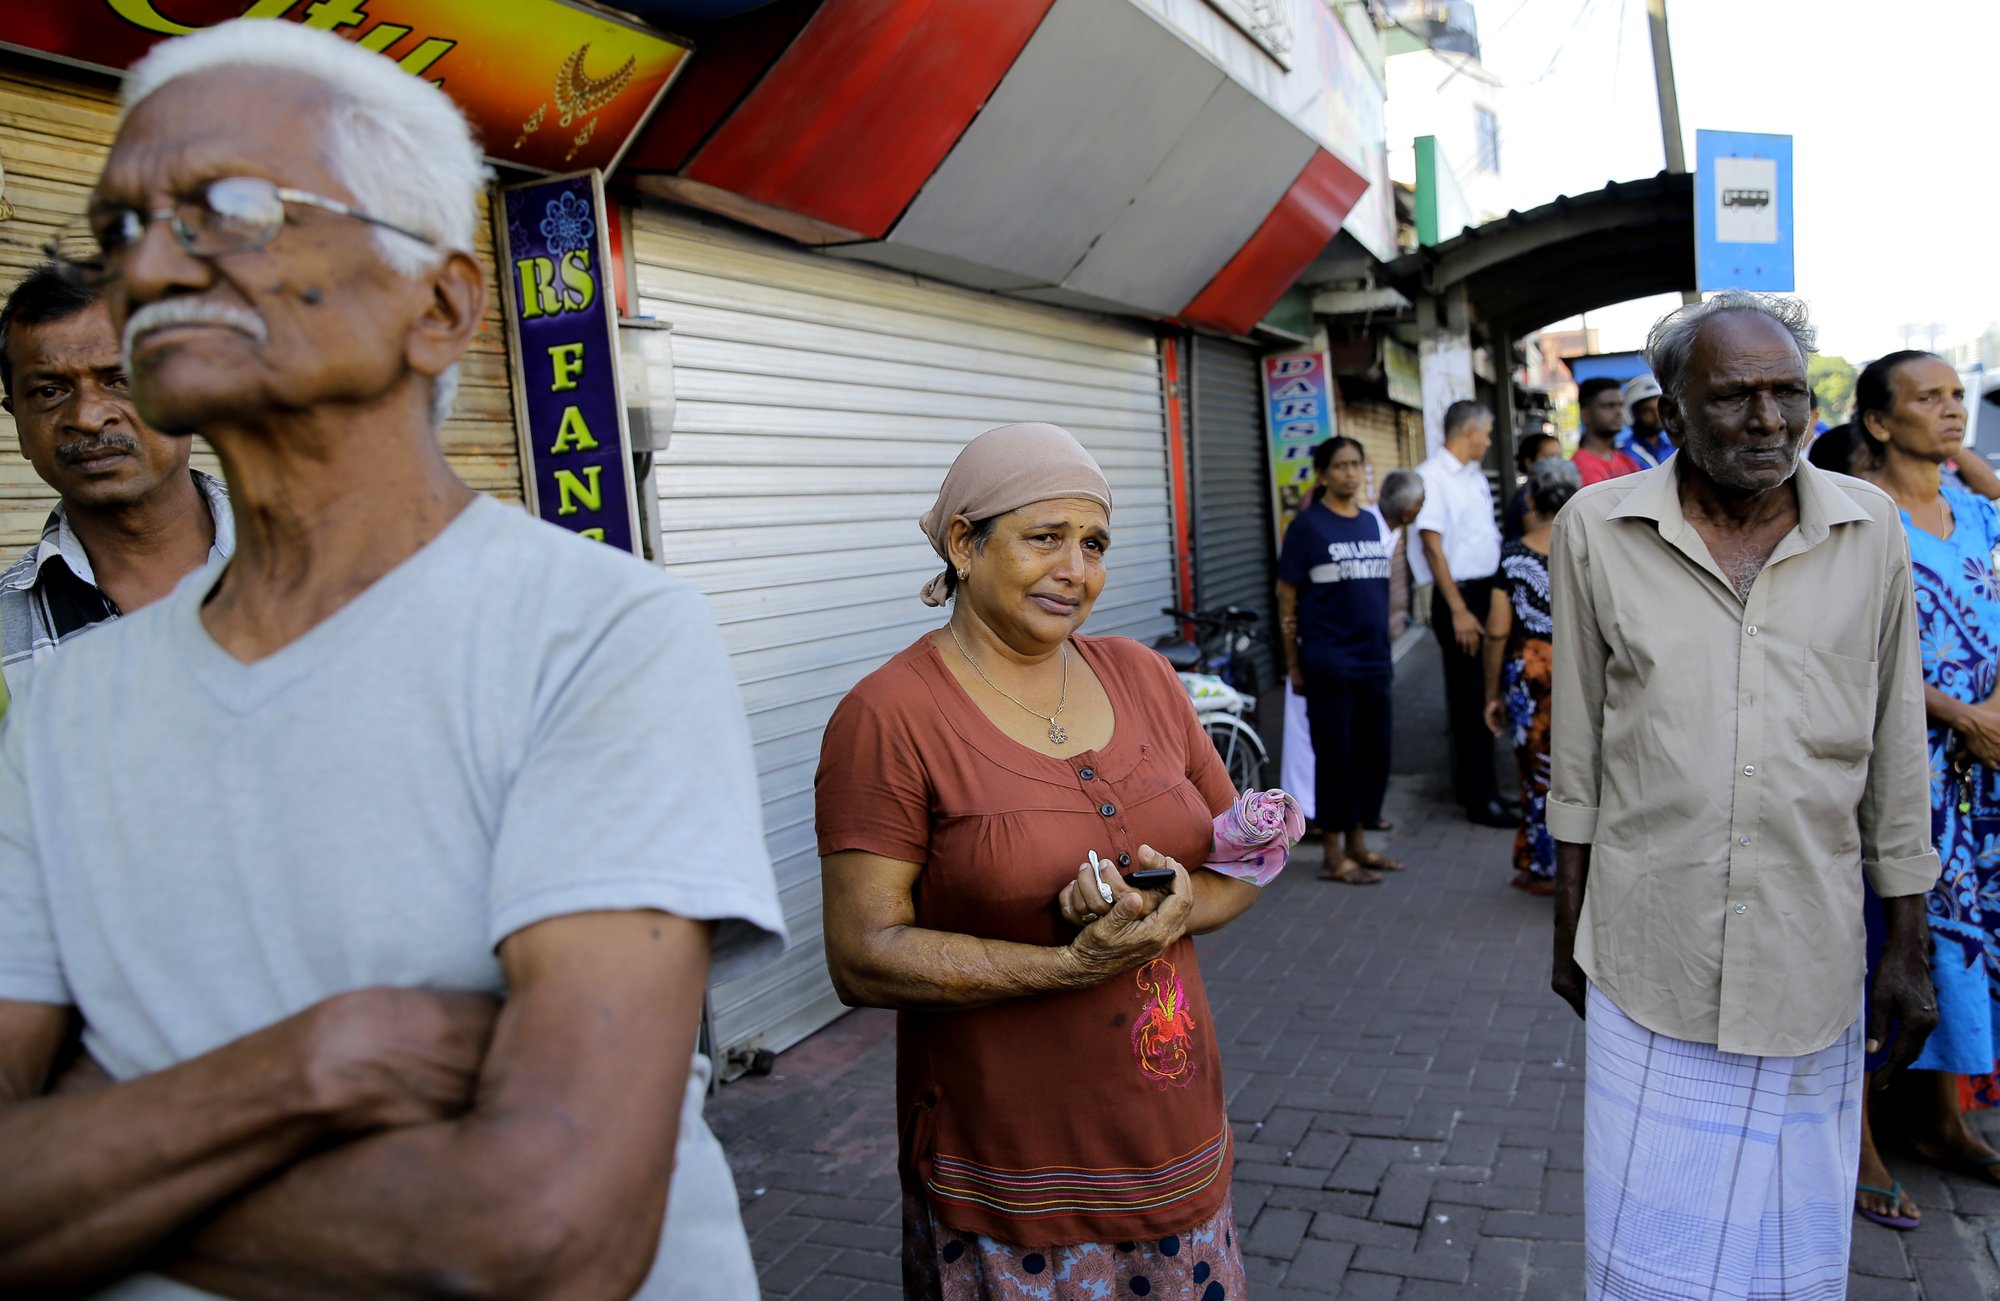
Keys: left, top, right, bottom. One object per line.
{"left": 1855, "top": 1181, "right": 1920, "bottom": 1230}
{"left": 1351, "top": 849, "right": 1405, "bottom": 873}
{"left": 1319, "top": 859, "right": 1381, "bottom": 885}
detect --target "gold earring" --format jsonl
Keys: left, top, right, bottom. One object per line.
{"left": 957, "top": 568, "right": 969, "bottom": 581}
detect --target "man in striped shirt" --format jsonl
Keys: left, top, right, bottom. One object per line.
{"left": 0, "top": 265, "right": 231, "bottom": 693}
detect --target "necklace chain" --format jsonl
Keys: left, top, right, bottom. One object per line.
{"left": 947, "top": 624, "right": 1070, "bottom": 745}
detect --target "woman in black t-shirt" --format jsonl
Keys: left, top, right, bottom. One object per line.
{"left": 1277, "top": 437, "right": 1402, "bottom": 884}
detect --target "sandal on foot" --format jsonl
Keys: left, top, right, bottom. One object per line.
{"left": 1351, "top": 849, "right": 1405, "bottom": 872}
{"left": 1510, "top": 873, "right": 1557, "bottom": 897}
{"left": 1855, "top": 1181, "right": 1920, "bottom": 1230}
{"left": 1319, "top": 859, "right": 1382, "bottom": 885}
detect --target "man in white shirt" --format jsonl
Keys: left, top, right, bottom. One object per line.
{"left": 1412, "top": 399, "right": 1512, "bottom": 827}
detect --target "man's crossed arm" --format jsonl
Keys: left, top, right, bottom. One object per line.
{"left": 0, "top": 910, "right": 710, "bottom": 1300}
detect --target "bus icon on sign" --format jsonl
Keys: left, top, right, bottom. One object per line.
{"left": 1722, "top": 188, "right": 1771, "bottom": 209}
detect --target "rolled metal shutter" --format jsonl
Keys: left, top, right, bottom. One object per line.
{"left": 0, "top": 64, "right": 521, "bottom": 552}
{"left": 1188, "top": 336, "right": 1278, "bottom": 689}
{"left": 630, "top": 209, "right": 1178, "bottom": 1065}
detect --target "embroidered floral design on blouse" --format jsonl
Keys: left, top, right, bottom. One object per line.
{"left": 1133, "top": 958, "right": 1197, "bottom": 1088}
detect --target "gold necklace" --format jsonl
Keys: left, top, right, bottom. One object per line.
{"left": 948, "top": 625, "right": 1070, "bottom": 745}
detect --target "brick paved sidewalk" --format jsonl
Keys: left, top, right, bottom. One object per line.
{"left": 709, "top": 638, "right": 2000, "bottom": 1298}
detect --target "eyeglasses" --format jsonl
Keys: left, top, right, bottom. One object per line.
{"left": 48, "top": 176, "right": 437, "bottom": 287}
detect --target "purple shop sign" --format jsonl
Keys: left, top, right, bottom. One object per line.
{"left": 497, "top": 170, "right": 642, "bottom": 554}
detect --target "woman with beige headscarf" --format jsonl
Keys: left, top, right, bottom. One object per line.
{"left": 816, "top": 423, "right": 1266, "bottom": 1299}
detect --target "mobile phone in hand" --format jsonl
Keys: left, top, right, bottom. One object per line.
{"left": 1125, "top": 867, "right": 1175, "bottom": 887}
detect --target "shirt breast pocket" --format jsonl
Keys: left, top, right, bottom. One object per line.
{"left": 1801, "top": 646, "right": 1878, "bottom": 763}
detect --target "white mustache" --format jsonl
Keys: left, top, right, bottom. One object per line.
{"left": 122, "top": 298, "right": 269, "bottom": 366}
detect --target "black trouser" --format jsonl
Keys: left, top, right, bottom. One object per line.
{"left": 1302, "top": 668, "right": 1393, "bottom": 833}
{"left": 1431, "top": 576, "right": 1502, "bottom": 810}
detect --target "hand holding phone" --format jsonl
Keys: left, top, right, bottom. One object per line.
{"left": 1059, "top": 852, "right": 1149, "bottom": 928}
{"left": 1059, "top": 847, "right": 1197, "bottom": 977}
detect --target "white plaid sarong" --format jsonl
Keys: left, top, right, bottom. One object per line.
{"left": 1583, "top": 983, "right": 1862, "bottom": 1301}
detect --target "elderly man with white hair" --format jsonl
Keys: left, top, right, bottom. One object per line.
{"left": 1549, "top": 291, "right": 1939, "bottom": 1298}
{"left": 0, "top": 19, "right": 782, "bottom": 1299}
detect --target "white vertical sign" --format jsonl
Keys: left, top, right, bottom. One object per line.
{"left": 1713, "top": 156, "right": 1779, "bottom": 245}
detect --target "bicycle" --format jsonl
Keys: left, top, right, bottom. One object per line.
{"left": 1153, "top": 606, "right": 1270, "bottom": 793}
{"left": 1154, "top": 605, "right": 1267, "bottom": 696}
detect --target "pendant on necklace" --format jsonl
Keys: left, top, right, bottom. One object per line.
{"left": 1048, "top": 722, "right": 1069, "bottom": 745}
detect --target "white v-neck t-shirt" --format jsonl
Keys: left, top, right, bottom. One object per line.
{"left": 0, "top": 495, "right": 784, "bottom": 1298}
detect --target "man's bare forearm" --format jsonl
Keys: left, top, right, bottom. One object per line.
{"left": 1870, "top": 892, "right": 1940, "bottom": 1072}
{"left": 0, "top": 1016, "right": 336, "bottom": 1293}
{"left": 1550, "top": 842, "right": 1592, "bottom": 1016}
{"left": 1421, "top": 533, "right": 1466, "bottom": 614}
{"left": 1555, "top": 843, "right": 1590, "bottom": 938}
{"left": 1552, "top": 840, "right": 1584, "bottom": 920}
{"left": 163, "top": 1111, "right": 613, "bottom": 1301}
{"left": 163, "top": 914, "right": 710, "bottom": 1301}
{"left": 1880, "top": 892, "right": 1927, "bottom": 967}
{"left": 1482, "top": 618, "right": 1507, "bottom": 703}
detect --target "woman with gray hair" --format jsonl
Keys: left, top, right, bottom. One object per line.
{"left": 1482, "top": 456, "right": 1582, "bottom": 895}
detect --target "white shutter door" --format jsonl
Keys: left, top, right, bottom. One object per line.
{"left": 631, "top": 211, "right": 1177, "bottom": 1065}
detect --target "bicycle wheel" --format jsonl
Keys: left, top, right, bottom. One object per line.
{"left": 1204, "top": 716, "right": 1267, "bottom": 794}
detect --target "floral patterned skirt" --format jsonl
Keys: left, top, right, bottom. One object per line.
{"left": 1504, "top": 637, "right": 1555, "bottom": 879}
{"left": 1917, "top": 742, "right": 2000, "bottom": 1088}
{"left": 902, "top": 1191, "right": 1246, "bottom": 1300}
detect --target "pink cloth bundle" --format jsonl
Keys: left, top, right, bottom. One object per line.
{"left": 1207, "top": 788, "right": 1305, "bottom": 886}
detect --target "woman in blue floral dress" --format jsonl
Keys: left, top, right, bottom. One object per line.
{"left": 1482, "top": 458, "right": 1581, "bottom": 895}
{"left": 1854, "top": 350, "right": 2000, "bottom": 1230}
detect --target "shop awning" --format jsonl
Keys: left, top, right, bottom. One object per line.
{"left": 1390, "top": 170, "right": 1695, "bottom": 336}
{"left": 619, "top": 0, "right": 1380, "bottom": 336}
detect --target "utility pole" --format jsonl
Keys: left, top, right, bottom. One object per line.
{"left": 1646, "top": 0, "right": 1687, "bottom": 173}
{"left": 1646, "top": 0, "right": 1700, "bottom": 303}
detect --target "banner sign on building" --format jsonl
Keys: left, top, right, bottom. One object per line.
{"left": 498, "top": 169, "right": 642, "bottom": 554}
{"left": 0, "top": 1, "right": 691, "bottom": 175}
{"left": 1382, "top": 337, "right": 1422, "bottom": 409}
{"left": 1263, "top": 351, "right": 1337, "bottom": 553}
{"left": 1413, "top": 136, "right": 1472, "bottom": 247}
{"left": 1695, "top": 129, "right": 1794, "bottom": 293}
{"left": 1306, "top": 3, "right": 1395, "bottom": 264}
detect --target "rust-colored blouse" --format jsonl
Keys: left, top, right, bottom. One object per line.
{"left": 815, "top": 632, "right": 1238, "bottom": 1246}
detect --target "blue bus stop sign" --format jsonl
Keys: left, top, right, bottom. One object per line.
{"left": 1695, "top": 130, "right": 1794, "bottom": 293}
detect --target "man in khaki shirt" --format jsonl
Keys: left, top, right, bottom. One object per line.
{"left": 1547, "top": 293, "right": 1939, "bottom": 1299}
